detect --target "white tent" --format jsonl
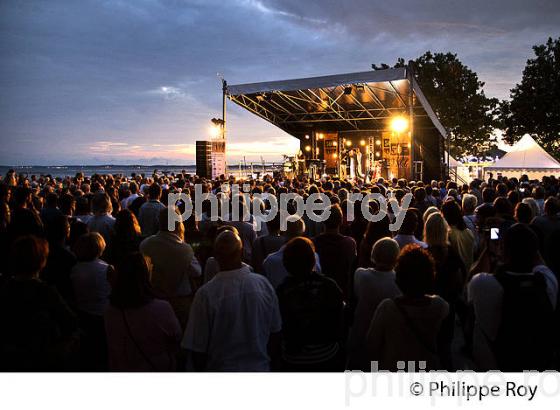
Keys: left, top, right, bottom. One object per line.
{"left": 485, "top": 134, "right": 560, "bottom": 179}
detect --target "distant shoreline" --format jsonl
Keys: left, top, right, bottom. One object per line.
{"left": 0, "top": 163, "right": 283, "bottom": 179}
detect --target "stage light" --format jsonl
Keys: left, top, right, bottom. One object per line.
{"left": 344, "top": 86, "right": 352, "bottom": 95}
{"left": 360, "top": 140, "right": 366, "bottom": 146}
{"left": 375, "top": 152, "right": 381, "bottom": 157}
{"left": 316, "top": 147, "right": 320, "bottom": 155}
{"left": 346, "top": 140, "right": 352, "bottom": 147}
{"left": 407, "top": 142, "right": 412, "bottom": 148}
{"left": 332, "top": 153, "right": 338, "bottom": 159}
{"left": 333, "top": 141, "right": 338, "bottom": 147}
{"left": 318, "top": 133, "right": 324, "bottom": 140}
{"left": 209, "top": 124, "right": 221, "bottom": 138}
{"left": 375, "top": 139, "right": 381, "bottom": 146}
{"left": 305, "top": 134, "right": 310, "bottom": 140}
{"left": 390, "top": 116, "right": 408, "bottom": 133}
{"left": 304, "top": 145, "right": 311, "bottom": 152}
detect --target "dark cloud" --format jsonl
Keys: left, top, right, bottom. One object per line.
{"left": 0, "top": 0, "right": 558, "bottom": 164}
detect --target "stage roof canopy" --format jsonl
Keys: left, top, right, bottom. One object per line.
{"left": 226, "top": 67, "right": 447, "bottom": 140}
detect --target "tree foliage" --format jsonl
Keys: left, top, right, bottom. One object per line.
{"left": 500, "top": 37, "right": 560, "bottom": 159}
{"left": 374, "top": 52, "right": 500, "bottom": 157}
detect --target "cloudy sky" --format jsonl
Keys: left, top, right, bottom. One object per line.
{"left": 1, "top": 0, "right": 559, "bottom": 165}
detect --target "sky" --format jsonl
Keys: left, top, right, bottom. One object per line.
{"left": 0, "top": 0, "right": 559, "bottom": 165}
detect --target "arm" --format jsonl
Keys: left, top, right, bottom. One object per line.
{"left": 366, "top": 301, "right": 387, "bottom": 366}
{"left": 267, "top": 332, "right": 282, "bottom": 371}
{"left": 180, "top": 291, "right": 210, "bottom": 371}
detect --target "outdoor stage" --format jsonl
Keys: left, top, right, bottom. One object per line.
{"left": 223, "top": 64, "right": 449, "bottom": 182}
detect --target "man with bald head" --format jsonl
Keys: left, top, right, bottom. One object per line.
{"left": 182, "top": 230, "right": 282, "bottom": 371}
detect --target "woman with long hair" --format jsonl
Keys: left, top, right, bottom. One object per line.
{"left": 104, "top": 209, "right": 143, "bottom": 266}
{"left": 105, "top": 252, "right": 182, "bottom": 371}
{"left": 441, "top": 199, "right": 475, "bottom": 271}
{"left": 423, "top": 212, "right": 466, "bottom": 370}
{"left": 357, "top": 217, "right": 390, "bottom": 268}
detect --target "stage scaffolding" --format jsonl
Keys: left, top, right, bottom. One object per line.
{"left": 224, "top": 65, "right": 448, "bottom": 182}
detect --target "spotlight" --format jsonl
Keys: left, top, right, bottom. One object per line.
{"left": 360, "top": 140, "right": 366, "bottom": 146}
{"left": 390, "top": 116, "right": 409, "bottom": 133}
{"left": 333, "top": 141, "right": 338, "bottom": 147}
{"left": 318, "top": 133, "right": 324, "bottom": 140}
{"left": 375, "top": 140, "right": 381, "bottom": 146}
{"left": 304, "top": 145, "right": 311, "bottom": 152}
{"left": 346, "top": 140, "right": 352, "bottom": 147}
{"left": 375, "top": 152, "right": 381, "bottom": 157}
{"left": 305, "top": 134, "right": 310, "bottom": 140}
{"left": 209, "top": 125, "right": 220, "bottom": 138}
{"left": 332, "top": 153, "right": 338, "bottom": 159}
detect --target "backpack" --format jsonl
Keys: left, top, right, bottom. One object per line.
{"left": 492, "top": 268, "right": 555, "bottom": 371}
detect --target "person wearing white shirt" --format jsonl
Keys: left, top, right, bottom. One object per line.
{"left": 182, "top": 231, "right": 282, "bottom": 371}
{"left": 121, "top": 181, "right": 140, "bottom": 209}
{"left": 87, "top": 192, "right": 115, "bottom": 245}
{"left": 468, "top": 224, "right": 558, "bottom": 371}
{"left": 262, "top": 218, "right": 321, "bottom": 288}
{"left": 347, "top": 237, "right": 401, "bottom": 370}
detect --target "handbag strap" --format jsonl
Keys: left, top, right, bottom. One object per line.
{"left": 121, "top": 309, "right": 158, "bottom": 371}
{"left": 393, "top": 299, "right": 438, "bottom": 356}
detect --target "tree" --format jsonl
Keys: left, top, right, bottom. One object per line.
{"left": 374, "top": 52, "right": 500, "bottom": 157}
{"left": 500, "top": 37, "right": 560, "bottom": 159}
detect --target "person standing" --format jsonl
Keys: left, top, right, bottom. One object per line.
{"left": 140, "top": 208, "right": 198, "bottom": 328}
{"left": 347, "top": 237, "right": 401, "bottom": 370}
{"left": 367, "top": 245, "right": 449, "bottom": 371}
{"left": 105, "top": 253, "right": 182, "bottom": 371}
{"left": 277, "top": 237, "right": 345, "bottom": 371}
{"left": 87, "top": 192, "right": 115, "bottom": 246}
{"left": 468, "top": 224, "right": 557, "bottom": 371}
{"left": 182, "top": 231, "right": 281, "bottom": 371}
{"left": 313, "top": 204, "right": 357, "bottom": 300}
{"left": 0, "top": 236, "right": 77, "bottom": 370}
{"left": 138, "top": 183, "right": 166, "bottom": 237}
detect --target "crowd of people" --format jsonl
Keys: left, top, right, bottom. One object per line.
{"left": 0, "top": 168, "right": 559, "bottom": 372}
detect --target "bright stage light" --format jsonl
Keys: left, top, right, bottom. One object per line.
{"left": 375, "top": 139, "right": 381, "bottom": 146}
{"left": 332, "top": 153, "right": 338, "bottom": 159}
{"left": 360, "top": 140, "right": 366, "bottom": 146}
{"left": 375, "top": 152, "right": 381, "bottom": 157}
{"left": 304, "top": 145, "right": 311, "bottom": 152}
{"left": 346, "top": 140, "right": 352, "bottom": 147}
{"left": 390, "top": 116, "right": 408, "bottom": 133}
{"left": 305, "top": 134, "right": 310, "bottom": 140}
{"left": 318, "top": 133, "right": 324, "bottom": 140}
{"left": 209, "top": 124, "right": 221, "bottom": 138}
{"left": 333, "top": 141, "right": 338, "bottom": 147}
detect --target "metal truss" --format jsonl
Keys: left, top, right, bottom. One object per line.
{"left": 228, "top": 81, "right": 421, "bottom": 132}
